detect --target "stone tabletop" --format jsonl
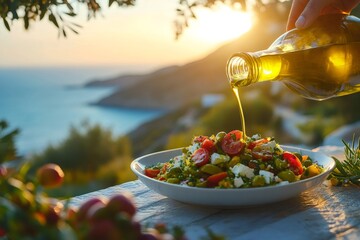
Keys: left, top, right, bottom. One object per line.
{"left": 69, "top": 179, "right": 360, "bottom": 240}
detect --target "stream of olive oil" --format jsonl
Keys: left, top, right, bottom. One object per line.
{"left": 232, "top": 86, "right": 247, "bottom": 139}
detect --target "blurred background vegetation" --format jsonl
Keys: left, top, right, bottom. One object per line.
{"left": 2, "top": 85, "right": 359, "bottom": 198}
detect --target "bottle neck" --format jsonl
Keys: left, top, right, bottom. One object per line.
{"left": 226, "top": 52, "right": 259, "bottom": 88}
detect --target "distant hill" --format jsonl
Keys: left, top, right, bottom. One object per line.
{"left": 85, "top": 65, "right": 180, "bottom": 89}
{"left": 89, "top": 21, "right": 287, "bottom": 110}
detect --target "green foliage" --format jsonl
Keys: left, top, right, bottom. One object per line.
{"left": 27, "top": 121, "right": 135, "bottom": 197}
{"left": 330, "top": 136, "right": 360, "bottom": 185}
{"left": 294, "top": 93, "right": 360, "bottom": 121}
{"left": 0, "top": 0, "right": 135, "bottom": 37}
{"left": 128, "top": 107, "right": 193, "bottom": 157}
{"left": 290, "top": 91, "right": 360, "bottom": 146}
{"left": 167, "top": 127, "right": 205, "bottom": 149}
{"left": 30, "top": 122, "right": 116, "bottom": 171}
{"left": 0, "top": 120, "right": 19, "bottom": 163}
{"left": 97, "top": 155, "right": 136, "bottom": 185}
{"left": 297, "top": 116, "right": 345, "bottom": 146}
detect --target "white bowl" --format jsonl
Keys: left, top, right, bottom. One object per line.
{"left": 130, "top": 146, "right": 335, "bottom": 207}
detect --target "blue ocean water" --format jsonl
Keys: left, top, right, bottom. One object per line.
{"left": 0, "top": 66, "right": 162, "bottom": 156}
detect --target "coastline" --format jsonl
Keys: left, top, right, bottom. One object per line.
{"left": 0, "top": 68, "right": 164, "bottom": 156}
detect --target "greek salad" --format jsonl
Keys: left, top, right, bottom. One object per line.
{"left": 144, "top": 130, "right": 323, "bottom": 188}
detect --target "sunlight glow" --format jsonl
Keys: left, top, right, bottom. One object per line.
{"left": 0, "top": 1, "right": 255, "bottom": 67}
{"left": 187, "top": 5, "right": 254, "bottom": 44}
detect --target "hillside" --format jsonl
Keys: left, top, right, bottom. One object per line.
{"left": 91, "top": 21, "right": 287, "bottom": 110}
{"left": 85, "top": 65, "right": 180, "bottom": 89}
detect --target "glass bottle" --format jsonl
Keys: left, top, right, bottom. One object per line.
{"left": 226, "top": 14, "right": 360, "bottom": 100}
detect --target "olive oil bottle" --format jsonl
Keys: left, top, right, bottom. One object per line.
{"left": 226, "top": 14, "right": 360, "bottom": 137}
{"left": 227, "top": 14, "right": 360, "bottom": 100}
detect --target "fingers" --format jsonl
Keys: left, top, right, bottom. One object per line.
{"left": 286, "top": 0, "right": 357, "bottom": 30}
{"left": 296, "top": 0, "right": 334, "bottom": 29}
{"left": 287, "top": 0, "right": 360, "bottom": 31}
{"left": 286, "top": 0, "right": 309, "bottom": 30}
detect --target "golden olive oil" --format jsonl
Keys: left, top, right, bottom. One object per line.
{"left": 232, "top": 86, "right": 247, "bottom": 138}
{"left": 228, "top": 42, "right": 360, "bottom": 137}
{"left": 228, "top": 42, "right": 360, "bottom": 101}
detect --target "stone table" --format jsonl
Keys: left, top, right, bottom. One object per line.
{"left": 69, "top": 179, "right": 360, "bottom": 240}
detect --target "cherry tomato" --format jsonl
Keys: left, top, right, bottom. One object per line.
{"left": 207, "top": 172, "right": 227, "bottom": 187}
{"left": 201, "top": 138, "right": 216, "bottom": 153}
{"left": 251, "top": 150, "right": 273, "bottom": 161}
{"left": 282, "top": 152, "right": 303, "bottom": 175}
{"left": 144, "top": 169, "right": 160, "bottom": 178}
{"left": 221, "top": 130, "right": 245, "bottom": 156}
{"left": 192, "top": 148, "right": 210, "bottom": 167}
{"left": 248, "top": 138, "right": 269, "bottom": 150}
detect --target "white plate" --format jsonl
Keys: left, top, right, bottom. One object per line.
{"left": 130, "top": 146, "right": 335, "bottom": 207}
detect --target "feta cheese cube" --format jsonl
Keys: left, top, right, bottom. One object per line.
{"left": 259, "top": 170, "right": 274, "bottom": 184}
{"left": 231, "top": 163, "right": 255, "bottom": 178}
{"left": 234, "top": 177, "right": 244, "bottom": 188}
{"left": 259, "top": 140, "right": 277, "bottom": 152}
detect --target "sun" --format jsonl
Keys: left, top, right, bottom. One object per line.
{"left": 187, "top": 5, "right": 254, "bottom": 44}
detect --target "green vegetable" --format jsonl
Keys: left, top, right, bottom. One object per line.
{"left": 166, "top": 167, "right": 182, "bottom": 178}
{"left": 329, "top": 136, "right": 360, "bottom": 186}
{"left": 278, "top": 170, "right": 296, "bottom": 182}
{"left": 252, "top": 175, "right": 266, "bottom": 187}
{"left": 200, "top": 164, "right": 222, "bottom": 175}
{"left": 167, "top": 178, "right": 180, "bottom": 184}
{"left": 275, "top": 158, "right": 288, "bottom": 170}
{"left": 228, "top": 156, "right": 240, "bottom": 167}
{"left": 302, "top": 164, "right": 322, "bottom": 179}
{"left": 302, "top": 159, "right": 313, "bottom": 167}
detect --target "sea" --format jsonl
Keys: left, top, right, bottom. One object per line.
{"left": 0, "top": 66, "right": 163, "bottom": 156}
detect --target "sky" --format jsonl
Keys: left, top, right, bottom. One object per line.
{"left": 0, "top": 0, "right": 253, "bottom": 68}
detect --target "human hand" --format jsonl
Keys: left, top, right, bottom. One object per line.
{"left": 286, "top": 0, "right": 360, "bottom": 30}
